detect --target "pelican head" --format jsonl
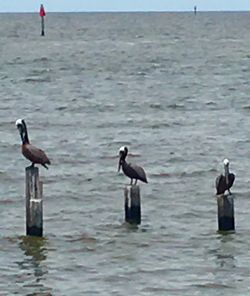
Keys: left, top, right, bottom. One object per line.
{"left": 16, "top": 118, "right": 25, "bottom": 136}
{"left": 15, "top": 119, "right": 28, "bottom": 143}
{"left": 118, "top": 146, "right": 128, "bottom": 172}
{"left": 223, "top": 158, "right": 229, "bottom": 166}
{"left": 15, "top": 118, "right": 23, "bottom": 127}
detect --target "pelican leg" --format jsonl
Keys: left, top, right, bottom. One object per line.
{"left": 130, "top": 179, "right": 133, "bottom": 185}
{"left": 29, "top": 163, "right": 35, "bottom": 168}
{"left": 135, "top": 179, "right": 138, "bottom": 185}
{"left": 228, "top": 189, "right": 232, "bottom": 195}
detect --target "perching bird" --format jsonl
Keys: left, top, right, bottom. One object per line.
{"left": 215, "top": 158, "right": 235, "bottom": 195}
{"left": 118, "top": 146, "right": 148, "bottom": 185}
{"left": 16, "top": 119, "right": 51, "bottom": 169}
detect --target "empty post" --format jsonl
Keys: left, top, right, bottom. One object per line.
{"left": 26, "top": 166, "right": 43, "bottom": 236}
{"left": 217, "top": 194, "right": 235, "bottom": 232}
{"left": 124, "top": 185, "right": 141, "bottom": 225}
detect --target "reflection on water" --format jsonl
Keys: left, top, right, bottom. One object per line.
{"left": 215, "top": 233, "right": 236, "bottom": 269}
{"left": 17, "top": 236, "right": 52, "bottom": 295}
{"left": 216, "top": 253, "right": 235, "bottom": 269}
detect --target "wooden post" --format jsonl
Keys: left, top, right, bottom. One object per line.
{"left": 26, "top": 166, "right": 43, "bottom": 236}
{"left": 217, "top": 194, "right": 235, "bottom": 232}
{"left": 41, "top": 16, "right": 45, "bottom": 36}
{"left": 124, "top": 185, "right": 141, "bottom": 225}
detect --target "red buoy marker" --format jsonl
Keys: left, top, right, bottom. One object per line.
{"left": 39, "top": 4, "right": 46, "bottom": 36}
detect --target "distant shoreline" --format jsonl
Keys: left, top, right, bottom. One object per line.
{"left": 0, "top": 10, "right": 249, "bottom": 14}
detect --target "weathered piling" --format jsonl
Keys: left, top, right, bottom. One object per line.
{"left": 26, "top": 166, "right": 43, "bottom": 236}
{"left": 124, "top": 185, "right": 141, "bottom": 225}
{"left": 217, "top": 194, "right": 235, "bottom": 232}
{"left": 39, "top": 4, "right": 46, "bottom": 36}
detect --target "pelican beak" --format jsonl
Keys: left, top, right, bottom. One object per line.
{"left": 224, "top": 164, "right": 229, "bottom": 185}
{"left": 118, "top": 159, "right": 121, "bottom": 172}
{"left": 118, "top": 152, "right": 122, "bottom": 172}
{"left": 17, "top": 124, "right": 23, "bottom": 135}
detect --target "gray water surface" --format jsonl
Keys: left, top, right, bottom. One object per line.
{"left": 0, "top": 12, "right": 250, "bottom": 295}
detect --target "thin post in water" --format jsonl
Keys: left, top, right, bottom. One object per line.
{"left": 124, "top": 185, "right": 141, "bottom": 225}
{"left": 39, "top": 4, "right": 46, "bottom": 36}
{"left": 217, "top": 194, "right": 235, "bottom": 232}
{"left": 194, "top": 5, "right": 197, "bottom": 15}
{"left": 25, "top": 166, "right": 43, "bottom": 236}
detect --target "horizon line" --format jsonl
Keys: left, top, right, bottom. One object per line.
{"left": 0, "top": 9, "right": 250, "bottom": 13}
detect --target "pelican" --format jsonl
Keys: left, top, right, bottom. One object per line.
{"left": 118, "top": 146, "right": 148, "bottom": 185}
{"left": 16, "top": 119, "right": 51, "bottom": 169}
{"left": 215, "top": 158, "right": 235, "bottom": 195}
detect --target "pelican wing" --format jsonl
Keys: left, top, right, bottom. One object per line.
{"left": 215, "top": 173, "right": 235, "bottom": 195}
{"left": 215, "top": 174, "right": 225, "bottom": 195}
{"left": 228, "top": 173, "right": 235, "bottom": 189}
{"left": 129, "top": 163, "right": 148, "bottom": 183}
{"left": 23, "top": 144, "right": 50, "bottom": 165}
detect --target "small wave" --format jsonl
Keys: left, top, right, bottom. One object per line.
{"left": 167, "top": 103, "right": 185, "bottom": 110}
{"left": 59, "top": 66, "right": 70, "bottom": 71}
{"left": 8, "top": 33, "right": 20, "bottom": 38}
{"left": 23, "top": 77, "right": 51, "bottom": 83}
{"left": 1, "top": 75, "right": 8, "bottom": 80}
{"left": 104, "top": 75, "right": 113, "bottom": 81}
{"left": 128, "top": 152, "right": 141, "bottom": 157}
{"left": 0, "top": 199, "right": 15, "bottom": 204}
{"left": 242, "top": 105, "right": 250, "bottom": 111}
{"left": 67, "top": 234, "right": 97, "bottom": 243}
{"left": 192, "top": 283, "right": 232, "bottom": 289}
{"left": 167, "top": 157, "right": 184, "bottom": 163}
{"left": 180, "top": 168, "right": 217, "bottom": 177}
{"left": 150, "top": 172, "right": 171, "bottom": 178}
{"left": 6, "top": 57, "right": 25, "bottom": 65}
{"left": 149, "top": 103, "right": 163, "bottom": 110}
{"left": 32, "top": 57, "right": 50, "bottom": 63}
{"left": 206, "top": 101, "right": 216, "bottom": 105}
{"left": 110, "top": 140, "right": 131, "bottom": 147}
{"left": 236, "top": 139, "right": 250, "bottom": 144}
{"left": 55, "top": 106, "right": 67, "bottom": 111}
{"left": 137, "top": 71, "right": 146, "bottom": 76}
{"left": 29, "top": 68, "right": 51, "bottom": 76}
{"left": 242, "top": 68, "right": 249, "bottom": 73}
{"left": 99, "top": 154, "right": 118, "bottom": 160}
{"left": 149, "top": 122, "right": 171, "bottom": 129}
{"left": 142, "top": 286, "right": 183, "bottom": 293}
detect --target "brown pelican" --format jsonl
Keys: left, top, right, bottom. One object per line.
{"left": 215, "top": 158, "right": 235, "bottom": 195}
{"left": 118, "top": 146, "right": 148, "bottom": 185}
{"left": 16, "top": 119, "right": 51, "bottom": 169}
